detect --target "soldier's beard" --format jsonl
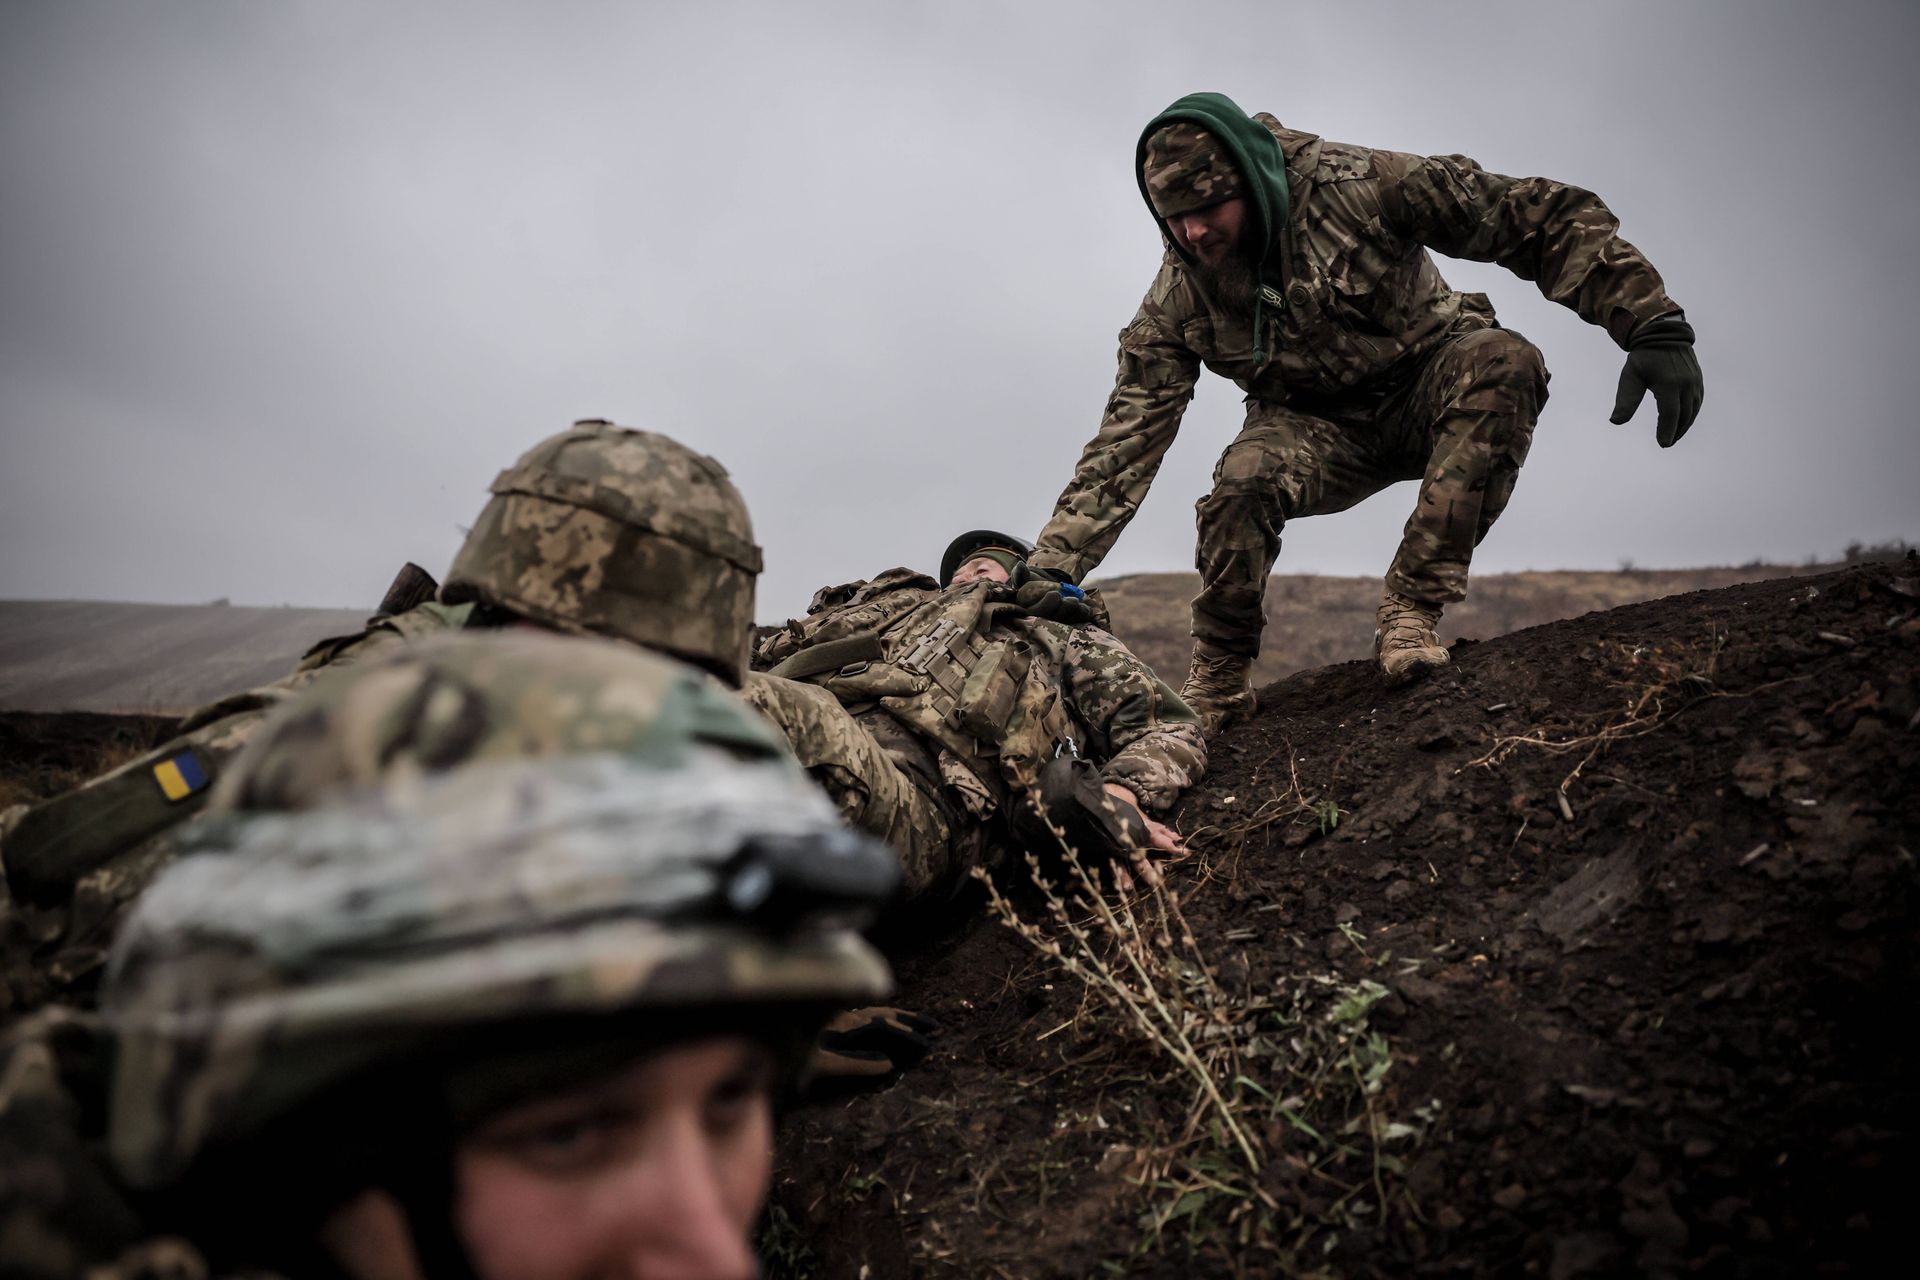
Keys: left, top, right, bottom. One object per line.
{"left": 1193, "top": 251, "right": 1259, "bottom": 315}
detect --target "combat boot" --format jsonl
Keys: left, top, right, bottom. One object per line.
{"left": 1181, "top": 641, "right": 1258, "bottom": 733}
{"left": 1375, "top": 590, "right": 1450, "bottom": 686}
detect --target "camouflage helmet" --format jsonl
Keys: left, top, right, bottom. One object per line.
{"left": 939, "top": 528, "right": 1035, "bottom": 585}
{"left": 442, "top": 419, "right": 763, "bottom": 685}
{"left": 101, "top": 632, "right": 897, "bottom": 1189}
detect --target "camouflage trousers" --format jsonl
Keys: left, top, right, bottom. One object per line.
{"left": 1193, "top": 326, "right": 1549, "bottom": 657}
{"left": 743, "top": 675, "right": 980, "bottom": 897}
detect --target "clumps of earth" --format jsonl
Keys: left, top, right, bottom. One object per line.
{"left": 770, "top": 559, "right": 1917, "bottom": 1278}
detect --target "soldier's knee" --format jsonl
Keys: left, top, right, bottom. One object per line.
{"left": 1199, "top": 453, "right": 1292, "bottom": 528}
{"left": 1213, "top": 430, "right": 1293, "bottom": 487}
{"left": 1200, "top": 474, "right": 1282, "bottom": 515}
{"left": 1194, "top": 485, "right": 1287, "bottom": 562}
{"left": 1463, "top": 328, "right": 1549, "bottom": 396}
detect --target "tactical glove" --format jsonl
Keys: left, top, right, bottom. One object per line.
{"left": 1009, "top": 562, "right": 1096, "bottom": 626}
{"left": 1008, "top": 755, "right": 1153, "bottom": 866}
{"left": 1610, "top": 314, "right": 1703, "bottom": 448}
{"left": 808, "top": 1006, "right": 941, "bottom": 1082}
{"left": 1013, "top": 562, "right": 1074, "bottom": 587}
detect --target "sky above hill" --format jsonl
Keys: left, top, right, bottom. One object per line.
{"left": 3, "top": 0, "right": 1915, "bottom": 621}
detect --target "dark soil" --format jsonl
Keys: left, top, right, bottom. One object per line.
{"left": 771, "top": 560, "right": 1918, "bottom": 1278}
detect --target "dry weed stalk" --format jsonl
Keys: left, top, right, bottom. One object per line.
{"left": 1470, "top": 631, "right": 1727, "bottom": 795}
{"left": 974, "top": 804, "right": 1263, "bottom": 1175}
{"left": 1184, "top": 739, "right": 1338, "bottom": 856}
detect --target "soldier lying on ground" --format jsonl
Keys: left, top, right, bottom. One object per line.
{"left": 1024, "top": 92, "right": 1705, "bottom": 728}
{"left": 0, "top": 419, "right": 763, "bottom": 1010}
{"left": 745, "top": 528, "right": 1207, "bottom": 902}
{"left": 0, "top": 630, "right": 897, "bottom": 1280}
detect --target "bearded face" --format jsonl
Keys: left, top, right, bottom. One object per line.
{"left": 1192, "top": 242, "right": 1260, "bottom": 313}
{"left": 1165, "top": 196, "right": 1260, "bottom": 312}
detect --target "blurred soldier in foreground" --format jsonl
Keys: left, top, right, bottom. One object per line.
{"left": 747, "top": 529, "right": 1207, "bottom": 898}
{"left": 0, "top": 630, "right": 896, "bottom": 1279}
{"left": 1027, "top": 92, "right": 1705, "bottom": 727}
{"left": 0, "top": 419, "right": 762, "bottom": 1009}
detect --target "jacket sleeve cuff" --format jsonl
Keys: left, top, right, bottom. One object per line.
{"left": 1625, "top": 310, "right": 1693, "bottom": 348}
{"left": 1099, "top": 737, "right": 1206, "bottom": 811}
{"left": 1025, "top": 550, "right": 1084, "bottom": 583}
{"left": 1609, "top": 303, "right": 1686, "bottom": 348}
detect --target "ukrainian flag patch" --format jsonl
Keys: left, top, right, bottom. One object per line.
{"left": 152, "top": 751, "right": 210, "bottom": 803}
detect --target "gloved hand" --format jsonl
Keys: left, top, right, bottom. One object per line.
{"left": 1610, "top": 314, "right": 1704, "bottom": 448}
{"left": 1009, "top": 562, "right": 1096, "bottom": 626}
{"left": 1013, "top": 562, "right": 1074, "bottom": 587}
{"left": 808, "top": 1006, "right": 941, "bottom": 1082}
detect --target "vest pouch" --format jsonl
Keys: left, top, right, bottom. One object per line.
{"left": 821, "top": 662, "right": 928, "bottom": 702}
{"left": 953, "top": 642, "right": 1029, "bottom": 740}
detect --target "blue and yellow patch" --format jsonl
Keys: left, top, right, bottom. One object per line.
{"left": 152, "top": 751, "right": 210, "bottom": 803}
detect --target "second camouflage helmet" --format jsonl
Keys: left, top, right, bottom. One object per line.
{"left": 442, "top": 420, "right": 763, "bottom": 685}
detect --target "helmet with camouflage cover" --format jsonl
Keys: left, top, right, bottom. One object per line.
{"left": 441, "top": 419, "right": 763, "bottom": 685}
{"left": 100, "top": 630, "right": 897, "bottom": 1191}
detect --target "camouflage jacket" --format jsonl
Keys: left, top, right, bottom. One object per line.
{"left": 1032, "top": 114, "right": 1685, "bottom": 580}
{"left": 0, "top": 1008, "right": 279, "bottom": 1280}
{"left": 757, "top": 570, "right": 1206, "bottom": 812}
{"left": 0, "top": 602, "right": 474, "bottom": 1012}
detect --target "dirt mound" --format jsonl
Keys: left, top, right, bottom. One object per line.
{"left": 770, "top": 560, "right": 1918, "bottom": 1277}
{"left": 1093, "top": 563, "right": 1837, "bottom": 693}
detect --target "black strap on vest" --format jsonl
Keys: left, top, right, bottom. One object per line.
{"left": 765, "top": 632, "right": 886, "bottom": 681}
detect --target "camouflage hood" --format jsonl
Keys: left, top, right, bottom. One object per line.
{"left": 1137, "top": 91, "right": 1294, "bottom": 363}
{"left": 103, "top": 754, "right": 896, "bottom": 1187}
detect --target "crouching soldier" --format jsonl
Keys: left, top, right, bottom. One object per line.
{"left": 1029, "top": 92, "right": 1703, "bottom": 723}
{"left": 1, "top": 629, "right": 897, "bottom": 1279}
{"left": 1, "top": 418, "right": 764, "bottom": 1011}
{"left": 746, "top": 529, "right": 1207, "bottom": 899}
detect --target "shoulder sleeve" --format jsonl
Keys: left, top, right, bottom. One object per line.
{"left": 1371, "top": 147, "right": 1682, "bottom": 346}
{"left": 1031, "top": 262, "right": 1201, "bottom": 582}
{"left": 1059, "top": 627, "right": 1207, "bottom": 810}
{"left": 295, "top": 601, "right": 472, "bottom": 674}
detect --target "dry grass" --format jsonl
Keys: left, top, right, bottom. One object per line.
{"left": 0, "top": 712, "right": 177, "bottom": 809}
{"left": 979, "top": 790, "right": 1432, "bottom": 1269}
{"left": 1471, "top": 632, "right": 1724, "bottom": 789}
{"left": 975, "top": 836, "right": 1263, "bottom": 1174}
{"left": 1184, "top": 739, "right": 1342, "bottom": 852}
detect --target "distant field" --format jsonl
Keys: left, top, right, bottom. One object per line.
{"left": 0, "top": 600, "right": 367, "bottom": 714}
{"left": 1092, "top": 564, "right": 1831, "bottom": 688}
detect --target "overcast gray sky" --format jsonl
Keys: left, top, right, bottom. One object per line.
{"left": 3, "top": 0, "right": 1915, "bottom": 622}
